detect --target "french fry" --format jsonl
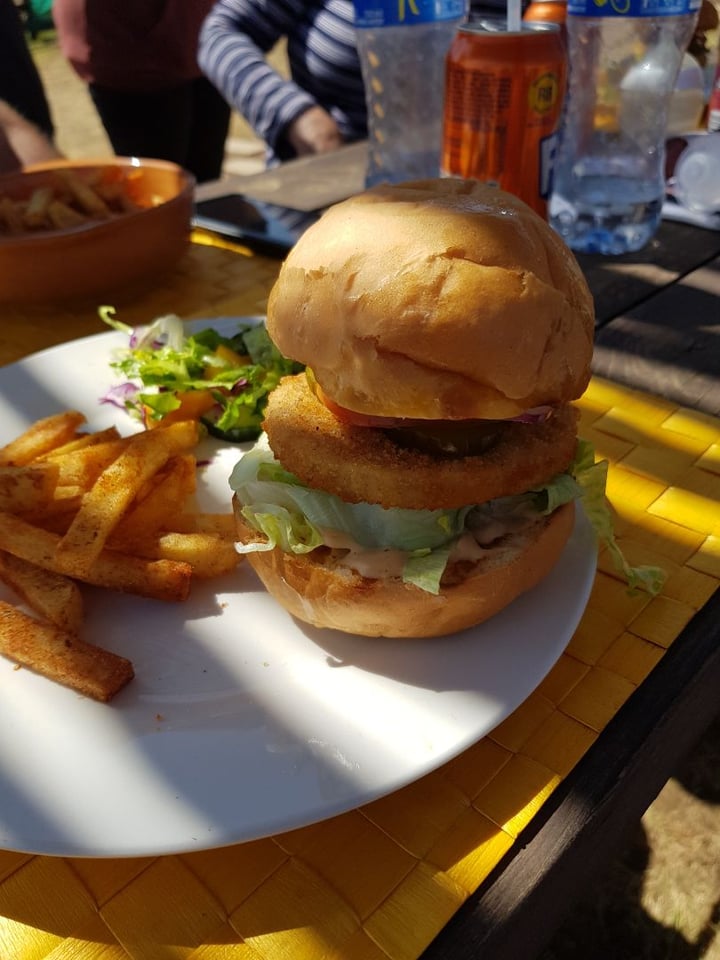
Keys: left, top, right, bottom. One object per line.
{"left": 0, "top": 512, "right": 192, "bottom": 602}
{"left": 55, "top": 420, "right": 200, "bottom": 572}
{"left": 57, "top": 169, "right": 112, "bottom": 218}
{"left": 23, "top": 186, "right": 54, "bottom": 228}
{"left": 0, "top": 411, "right": 86, "bottom": 466}
{"left": 172, "top": 512, "right": 238, "bottom": 540}
{"left": 93, "top": 180, "right": 124, "bottom": 204}
{"left": 82, "top": 551, "right": 193, "bottom": 603}
{"left": 130, "top": 531, "right": 240, "bottom": 579}
{"left": 23, "top": 499, "right": 81, "bottom": 532}
{"left": 0, "top": 551, "right": 83, "bottom": 635}
{"left": 47, "top": 438, "right": 128, "bottom": 487}
{"left": 47, "top": 199, "right": 89, "bottom": 230}
{"left": 16, "top": 486, "right": 85, "bottom": 527}
{"left": 55, "top": 485, "right": 84, "bottom": 498}
{"left": 0, "top": 463, "right": 59, "bottom": 513}
{"left": 108, "top": 454, "right": 197, "bottom": 550}
{"left": 43, "top": 425, "right": 121, "bottom": 458}
{"left": 0, "top": 602, "right": 133, "bottom": 702}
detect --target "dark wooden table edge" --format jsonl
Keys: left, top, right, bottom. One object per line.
{"left": 578, "top": 220, "right": 720, "bottom": 331}
{"left": 421, "top": 587, "right": 720, "bottom": 960}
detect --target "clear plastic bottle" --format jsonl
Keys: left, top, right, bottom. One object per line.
{"left": 673, "top": 131, "right": 720, "bottom": 211}
{"left": 668, "top": 52, "right": 705, "bottom": 134}
{"left": 549, "top": 0, "right": 700, "bottom": 255}
{"left": 353, "top": 0, "right": 468, "bottom": 187}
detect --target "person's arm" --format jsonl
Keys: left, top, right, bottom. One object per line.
{"left": 198, "top": 0, "right": 342, "bottom": 159}
{"left": 0, "top": 99, "right": 61, "bottom": 173}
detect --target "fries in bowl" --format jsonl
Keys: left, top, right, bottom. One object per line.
{"left": 0, "top": 158, "right": 194, "bottom": 303}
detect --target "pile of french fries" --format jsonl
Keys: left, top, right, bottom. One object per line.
{"left": 0, "top": 167, "right": 143, "bottom": 235}
{"left": 0, "top": 410, "right": 240, "bottom": 702}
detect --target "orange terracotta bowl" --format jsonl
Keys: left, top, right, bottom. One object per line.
{"left": 0, "top": 157, "right": 195, "bottom": 303}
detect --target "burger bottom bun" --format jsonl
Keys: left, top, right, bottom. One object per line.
{"left": 233, "top": 498, "right": 576, "bottom": 639}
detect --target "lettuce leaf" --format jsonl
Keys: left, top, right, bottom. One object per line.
{"left": 571, "top": 439, "right": 665, "bottom": 595}
{"left": 534, "top": 472, "right": 583, "bottom": 515}
{"left": 229, "top": 434, "right": 665, "bottom": 597}
{"left": 238, "top": 503, "right": 323, "bottom": 554}
{"left": 403, "top": 545, "right": 453, "bottom": 595}
{"left": 230, "top": 439, "right": 470, "bottom": 593}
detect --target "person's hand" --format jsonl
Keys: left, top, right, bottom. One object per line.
{"left": 286, "top": 106, "right": 344, "bottom": 157}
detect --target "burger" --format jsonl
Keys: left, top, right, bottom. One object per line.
{"left": 229, "top": 178, "right": 597, "bottom": 638}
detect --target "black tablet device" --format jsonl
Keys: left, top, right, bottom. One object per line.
{"left": 193, "top": 194, "right": 320, "bottom": 256}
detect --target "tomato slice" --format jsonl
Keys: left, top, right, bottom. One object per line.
{"left": 308, "top": 372, "right": 553, "bottom": 455}
{"left": 310, "top": 377, "right": 509, "bottom": 455}
{"left": 312, "top": 381, "right": 409, "bottom": 428}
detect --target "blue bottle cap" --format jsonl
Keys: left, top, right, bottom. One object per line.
{"left": 568, "top": 0, "right": 699, "bottom": 16}
{"left": 354, "top": 0, "right": 466, "bottom": 28}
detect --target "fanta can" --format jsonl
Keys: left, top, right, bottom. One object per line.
{"left": 523, "top": 0, "right": 568, "bottom": 30}
{"left": 441, "top": 18, "right": 566, "bottom": 217}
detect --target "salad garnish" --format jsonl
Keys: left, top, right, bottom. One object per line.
{"left": 99, "top": 306, "right": 302, "bottom": 442}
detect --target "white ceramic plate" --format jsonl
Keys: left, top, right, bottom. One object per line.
{"left": 0, "top": 319, "right": 597, "bottom": 857}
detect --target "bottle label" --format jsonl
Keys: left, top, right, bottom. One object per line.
{"left": 568, "top": 0, "right": 699, "bottom": 16}
{"left": 354, "top": 0, "right": 466, "bottom": 28}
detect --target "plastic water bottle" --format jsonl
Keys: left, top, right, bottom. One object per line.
{"left": 549, "top": 0, "right": 700, "bottom": 255}
{"left": 353, "top": 0, "right": 468, "bottom": 187}
{"left": 668, "top": 53, "right": 706, "bottom": 135}
{"left": 673, "top": 132, "right": 720, "bottom": 212}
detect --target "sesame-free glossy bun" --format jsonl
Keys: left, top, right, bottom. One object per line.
{"left": 267, "top": 178, "right": 595, "bottom": 420}
{"left": 233, "top": 497, "right": 576, "bottom": 639}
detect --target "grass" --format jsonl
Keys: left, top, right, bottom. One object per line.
{"left": 542, "top": 715, "right": 720, "bottom": 959}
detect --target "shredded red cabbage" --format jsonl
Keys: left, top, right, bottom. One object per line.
{"left": 508, "top": 406, "right": 554, "bottom": 424}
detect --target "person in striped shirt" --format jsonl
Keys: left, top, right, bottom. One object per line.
{"left": 198, "top": 0, "right": 368, "bottom": 166}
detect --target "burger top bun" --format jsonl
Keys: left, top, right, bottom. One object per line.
{"left": 267, "top": 178, "right": 595, "bottom": 420}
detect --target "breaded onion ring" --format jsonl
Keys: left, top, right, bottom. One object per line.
{"left": 263, "top": 374, "right": 580, "bottom": 510}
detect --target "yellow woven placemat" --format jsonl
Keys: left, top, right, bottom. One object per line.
{"left": 0, "top": 374, "right": 718, "bottom": 958}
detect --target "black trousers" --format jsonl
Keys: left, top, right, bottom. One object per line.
{"left": 0, "top": 0, "right": 55, "bottom": 138}
{"left": 89, "top": 75, "right": 231, "bottom": 184}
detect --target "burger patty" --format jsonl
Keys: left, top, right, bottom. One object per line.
{"left": 263, "top": 374, "right": 580, "bottom": 510}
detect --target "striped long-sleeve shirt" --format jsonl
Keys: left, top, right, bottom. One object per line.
{"left": 198, "top": 0, "right": 367, "bottom": 164}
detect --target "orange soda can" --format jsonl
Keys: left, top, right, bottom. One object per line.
{"left": 441, "top": 18, "right": 567, "bottom": 217}
{"left": 523, "top": 0, "right": 567, "bottom": 28}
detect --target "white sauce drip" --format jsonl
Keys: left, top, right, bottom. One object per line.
{"left": 320, "top": 509, "right": 526, "bottom": 581}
